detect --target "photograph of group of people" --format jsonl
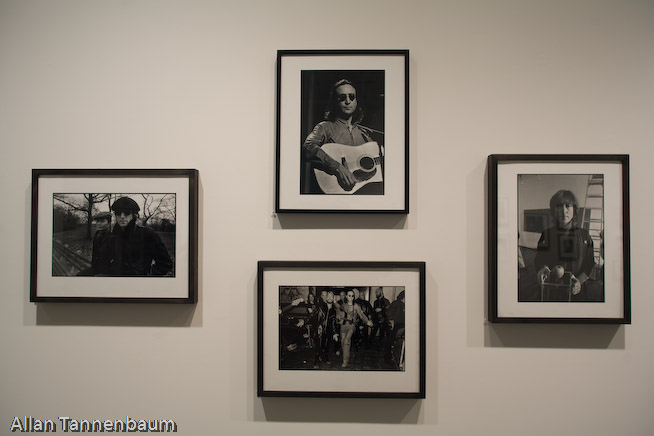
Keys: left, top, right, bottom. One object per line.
{"left": 517, "top": 174, "right": 605, "bottom": 302}
{"left": 52, "top": 193, "right": 176, "bottom": 277}
{"left": 279, "top": 285, "right": 405, "bottom": 371}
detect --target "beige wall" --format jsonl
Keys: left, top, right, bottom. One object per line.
{"left": 1, "top": 1, "right": 653, "bottom": 435}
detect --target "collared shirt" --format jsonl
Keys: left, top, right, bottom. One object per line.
{"left": 302, "top": 119, "right": 372, "bottom": 174}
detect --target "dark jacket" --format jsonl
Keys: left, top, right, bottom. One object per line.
{"left": 310, "top": 302, "right": 340, "bottom": 336}
{"left": 373, "top": 296, "right": 390, "bottom": 325}
{"left": 76, "top": 229, "right": 114, "bottom": 276}
{"left": 111, "top": 221, "right": 173, "bottom": 276}
{"left": 387, "top": 299, "right": 405, "bottom": 331}
{"left": 355, "top": 297, "right": 373, "bottom": 321}
{"left": 91, "top": 229, "right": 114, "bottom": 275}
{"left": 534, "top": 225, "right": 595, "bottom": 277}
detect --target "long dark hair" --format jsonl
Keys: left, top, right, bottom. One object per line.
{"left": 549, "top": 190, "right": 579, "bottom": 225}
{"left": 323, "top": 78, "right": 364, "bottom": 123}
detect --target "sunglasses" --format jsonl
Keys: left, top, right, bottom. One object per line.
{"left": 114, "top": 210, "right": 133, "bottom": 217}
{"left": 336, "top": 93, "right": 356, "bottom": 102}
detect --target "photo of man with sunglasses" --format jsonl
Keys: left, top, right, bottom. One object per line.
{"left": 110, "top": 196, "right": 173, "bottom": 276}
{"left": 301, "top": 76, "right": 384, "bottom": 195}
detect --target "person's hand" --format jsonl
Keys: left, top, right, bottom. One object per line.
{"left": 291, "top": 297, "right": 303, "bottom": 306}
{"left": 296, "top": 319, "right": 305, "bottom": 328}
{"left": 332, "top": 334, "right": 339, "bottom": 341}
{"left": 367, "top": 320, "right": 373, "bottom": 327}
{"left": 317, "top": 325, "right": 323, "bottom": 335}
{"left": 570, "top": 275, "right": 581, "bottom": 295}
{"left": 537, "top": 266, "right": 551, "bottom": 285}
{"left": 389, "top": 320, "right": 395, "bottom": 329}
{"left": 335, "top": 165, "right": 356, "bottom": 191}
{"left": 307, "top": 307, "right": 313, "bottom": 313}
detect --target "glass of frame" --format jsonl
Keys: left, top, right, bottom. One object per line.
{"left": 488, "top": 155, "right": 630, "bottom": 323}
{"left": 257, "top": 261, "right": 425, "bottom": 398}
{"left": 275, "top": 49, "right": 409, "bottom": 213}
{"left": 30, "top": 169, "right": 198, "bottom": 303}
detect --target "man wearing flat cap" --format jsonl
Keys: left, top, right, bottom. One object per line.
{"left": 110, "top": 197, "right": 173, "bottom": 276}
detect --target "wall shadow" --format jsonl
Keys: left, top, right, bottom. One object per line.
{"left": 485, "top": 322, "right": 624, "bottom": 349}
{"left": 36, "top": 302, "right": 198, "bottom": 327}
{"left": 258, "top": 397, "right": 422, "bottom": 424}
{"left": 274, "top": 213, "right": 407, "bottom": 230}
{"left": 465, "top": 160, "right": 488, "bottom": 348}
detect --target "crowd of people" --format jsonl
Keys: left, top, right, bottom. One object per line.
{"left": 279, "top": 287, "right": 405, "bottom": 371}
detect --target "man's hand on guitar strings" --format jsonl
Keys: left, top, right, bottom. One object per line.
{"left": 335, "top": 165, "right": 356, "bottom": 191}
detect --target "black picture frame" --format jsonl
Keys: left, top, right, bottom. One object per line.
{"left": 257, "top": 261, "right": 425, "bottom": 398}
{"left": 275, "top": 49, "right": 409, "bottom": 214}
{"left": 30, "top": 169, "right": 199, "bottom": 303}
{"left": 488, "top": 155, "right": 630, "bottom": 323}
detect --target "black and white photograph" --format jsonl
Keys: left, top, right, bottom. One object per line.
{"left": 517, "top": 174, "right": 605, "bottom": 303}
{"left": 52, "top": 193, "right": 176, "bottom": 278}
{"left": 276, "top": 50, "right": 408, "bottom": 213}
{"left": 278, "top": 285, "right": 405, "bottom": 372}
{"left": 488, "top": 155, "right": 630, "bottom": 323}
{"left": 300, "top": 70, "right": 385, "bottom": 195}
{"left": 31, "top": 169, "right": 198, "bottom": 303}
{"left": 258, "top": 261, "right": 425, "bottom": 398}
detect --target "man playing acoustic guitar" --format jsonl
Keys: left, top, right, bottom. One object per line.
{"left": 302, "top": 78, "right": 383, "bottom": 195}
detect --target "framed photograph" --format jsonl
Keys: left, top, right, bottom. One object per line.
{"left": 275, "top": 49, "right": 409, "bottom": 213}
{"left": 257, "top": 261, "right": 425, "bottom": 398}
{"left": 30, "top": 169, "right": 199, "bottom": 303}
{"left": 488, "top": 155, "right": 630, "bottom": 323}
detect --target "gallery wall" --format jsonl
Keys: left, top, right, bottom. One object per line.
{"left": 1, "top": 1, "right": 653, "bottom": 435}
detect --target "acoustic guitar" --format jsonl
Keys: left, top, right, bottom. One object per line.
{"left": 313, "top": 142, "right": 383, "bottom": 194}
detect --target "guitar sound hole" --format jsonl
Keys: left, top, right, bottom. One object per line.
{"left": 359, "top": 156, "right": 375, "bottom": 171}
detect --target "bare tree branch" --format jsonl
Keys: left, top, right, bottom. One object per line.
{"left": 54, "top": 193, "right": 111, "bottom": 239}
{"left": 140, "top": 194, "right": 173, "bottom": 226}
{"left": 53, "top": 195, "right": 87, "bottom": 212}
